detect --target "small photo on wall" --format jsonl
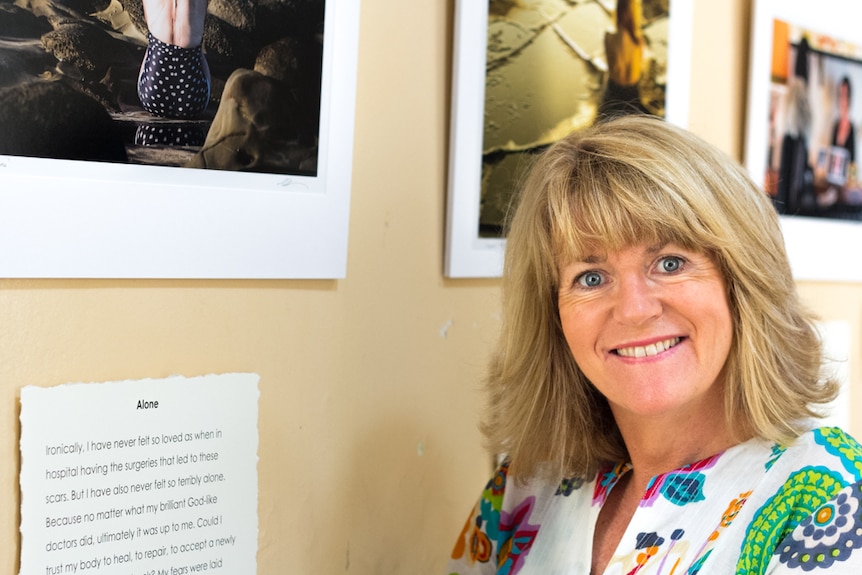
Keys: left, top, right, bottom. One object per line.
{"left": 745, "top": 0, "right": 862, "bottom": 283}
{"left": 762, "top": 20, "right": 862, "bottom": 221}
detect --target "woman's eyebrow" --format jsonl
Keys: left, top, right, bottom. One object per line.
{"left": 578, "top": 254, "right": 605, "bottom": 265}
{"left": 578, "top": 243, "right": 668, "bottom": 263}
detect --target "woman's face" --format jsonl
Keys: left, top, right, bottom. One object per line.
{"left": 557, "top": 242, "right": 733, "bottom": 426}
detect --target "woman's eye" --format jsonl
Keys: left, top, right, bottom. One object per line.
{"left": 576, "top": 271, "right": 604, "bottom": 287}
{"left": 658, "top": 256, "right": 683, "bottom": 273}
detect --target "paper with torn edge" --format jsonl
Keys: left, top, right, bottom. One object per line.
{"left": 19, "top": 373, "right": 259, "bottom": 575}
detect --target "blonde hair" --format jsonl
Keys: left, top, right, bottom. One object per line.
{"left": 484, "top": 115, "right": 837, "bottom": 480}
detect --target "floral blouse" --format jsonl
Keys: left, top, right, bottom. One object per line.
{"left": 447, "top": 427, "right": 862, "bottom": 574}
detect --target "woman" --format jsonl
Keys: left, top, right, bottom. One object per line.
{"left": 831, "top": 76, "right": 855, "bottom": 165}
{"left": 776, "top": 37, "right": 814, "bottom": 214}
{"left": 137, "top": 0, "right": 211, "bottom": 119}
{"left": 447, "top": 115, "right": 862, "bottom": 574}
{"left": 599, "top": 0, "right": 647, "bottom": 118}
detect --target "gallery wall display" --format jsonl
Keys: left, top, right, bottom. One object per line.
{"left": 0, "top": 0, "right": 359, "bottom": 279}
{"left": 445, "top": 0, "right": 693, "bottom": 278}
{"left": 745, "top": 0, "right": 862, "bottom": 282}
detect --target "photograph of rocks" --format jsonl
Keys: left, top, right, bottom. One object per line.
{"left": 0, "top": 0, "right": 324, "bottom": 176}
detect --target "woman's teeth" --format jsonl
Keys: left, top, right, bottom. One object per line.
{"left": 615, "top": 337, "right": 681, "bottom": 358}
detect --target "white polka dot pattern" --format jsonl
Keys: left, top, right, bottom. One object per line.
{"left": 138, "top": 32, "right": 210, "bottom": 119}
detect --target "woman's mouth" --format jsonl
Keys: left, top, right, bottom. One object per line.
{"left": 614, "top": 337, "right": 681, "bottom": 358}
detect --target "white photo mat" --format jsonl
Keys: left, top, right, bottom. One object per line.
{"left": 445, "top": 0, "right": 693, "bottom": 278}
{"left": 745, "top": 0, "right": 862, "bottom": 283}
{"left": 0, "top": 0, "right": 360, "bottom": 279}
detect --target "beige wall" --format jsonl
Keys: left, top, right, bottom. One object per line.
{"left": 2, "top": 0, "right": 860, "bottom": 573}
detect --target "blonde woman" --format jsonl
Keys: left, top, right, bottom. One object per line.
{"left": 447, "top": 115, "right": 862, "bottom": 574}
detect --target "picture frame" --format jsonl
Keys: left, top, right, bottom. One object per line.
{"left": 0, "top": 0, "right": 359, "bottom": 279}
{"left": 444, "top": 0, "right": 693, "bottom": 278}
{"left": 745, "top": 0, "right": 862, "bottom": 283}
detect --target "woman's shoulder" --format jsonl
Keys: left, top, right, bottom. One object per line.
{"left": 467, "top": 458, "right": 601, "bottom": 537}
{"left": 793, "top": 426, "right": 862, "bottom": 469}
{"left": 447, "top": 459, "right": 597, "bottom": 574}
{"left": 746, "top": 429, "right": 862, "bottom": 572}
{"left": 765, "top": 426, "right": 862, "bottom": 483}
{"left": 479, "top": 459, "right": 593, "bottom": 505}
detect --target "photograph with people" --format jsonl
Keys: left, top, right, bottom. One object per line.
{"left": 0, "top": 0, "right": 325, "bottom": 175}
{"left": 765, "top": 21, "right": 862, "bottom": 219}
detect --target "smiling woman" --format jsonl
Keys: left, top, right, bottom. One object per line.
{"left": 446, "top": 115, "right": 862, "bottom": 575}
{"left": 557, "top": 243, "right": 733, "bottom": 436}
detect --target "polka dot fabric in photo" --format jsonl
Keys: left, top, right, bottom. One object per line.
{"left": 138, "top": 32, "right": 210, "bottom": 119}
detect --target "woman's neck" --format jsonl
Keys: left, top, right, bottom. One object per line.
{"left": 614, "top": 407, "right": 739, "bottom": 489}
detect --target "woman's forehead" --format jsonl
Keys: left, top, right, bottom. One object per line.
{"left": 553, "top": 233, "right": 713, "bottom": 269}
{"left": 555, "top": 231, "right": 666, "bottom": 258}
{"left": 556, "top": 239, "right": 652, "bottom": 263}
{"left": 573, "top": 242, "right": 669, "bottom": 261}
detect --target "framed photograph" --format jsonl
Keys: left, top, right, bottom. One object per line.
{"left": 745, "top": 0, "right": 862, "bottom": 282}
{"left": 0, "top": 0, "right": 359, "bottom": 279}
{"left": 445, "top": 0, "right": 693, "bottom": 278}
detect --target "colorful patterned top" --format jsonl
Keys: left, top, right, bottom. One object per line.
{"left": 447, "top": 427, "right": 862, "bottom": 575}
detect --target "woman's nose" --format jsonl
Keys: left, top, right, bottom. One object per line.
{"left": 612, "top": 273, "right": 662, "bottom": 325}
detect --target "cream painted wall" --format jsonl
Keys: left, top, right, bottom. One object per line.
{"left": 1, "top": 1, "right": 860, "bottom": 574}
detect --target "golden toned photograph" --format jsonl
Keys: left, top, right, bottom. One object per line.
{"left": 479, "top": 0, "right": 671, "bottom": 236}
